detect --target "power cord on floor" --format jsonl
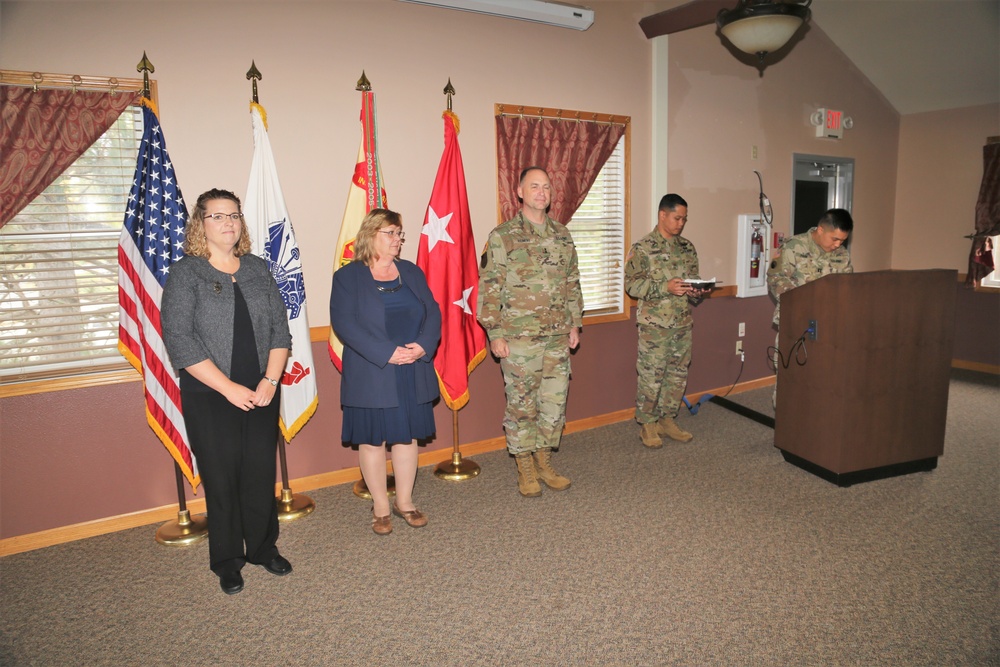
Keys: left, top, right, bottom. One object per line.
{"left": 684, "top": 349, "right": 745, "bottom": 415}
{"left": 718, "top": 350, "right": 745, "bottom": 398}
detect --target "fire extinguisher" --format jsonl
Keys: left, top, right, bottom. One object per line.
{"left": 750, "top": 227, "right": 763, "bottom": 278}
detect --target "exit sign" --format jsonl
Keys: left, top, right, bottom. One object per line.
{"left": 816, "top": 108, "right": 844, "bottom": 139}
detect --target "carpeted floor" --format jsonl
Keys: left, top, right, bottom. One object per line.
{"left": 2, "top": 372, "right": 997, "bottom": 666}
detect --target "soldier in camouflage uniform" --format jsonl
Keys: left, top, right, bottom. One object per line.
{"left": 767, "top": 208, "right": 854, "bottom": 406}
{"left": 625, "top": 194, "right": 707, "bottom": 448}
{"left": 477, "top": 167, "right": 583, "bottom": 497}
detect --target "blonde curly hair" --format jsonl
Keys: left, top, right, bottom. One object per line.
{"left": 183, "top": 188, "right": 252, "bottom": 258}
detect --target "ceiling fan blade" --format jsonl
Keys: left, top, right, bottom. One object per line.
{"left": 639, "top": 0, "right": 733, "bottom": 39}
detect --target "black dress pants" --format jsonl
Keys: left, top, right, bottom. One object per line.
{"left": 182, "top": 388, "right": 281, "bottom": 574}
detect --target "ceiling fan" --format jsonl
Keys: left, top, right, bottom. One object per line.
{"left": 639, "top": 0, "right": 812, "bottom": 62}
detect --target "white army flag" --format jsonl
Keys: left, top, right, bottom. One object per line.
{"left": 244, "top": 102, "right": 318, "bottom": 440}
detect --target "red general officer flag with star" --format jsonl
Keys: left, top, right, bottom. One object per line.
{"left": 416, "top": 111, "right": 487, "bottom": 410}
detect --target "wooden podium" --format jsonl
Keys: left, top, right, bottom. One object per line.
{"left": 774, "top": 269, "right": 957, "bottom": 486}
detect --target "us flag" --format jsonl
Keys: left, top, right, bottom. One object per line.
{"left": 117, "top": 99, "right": 198, "bottom": 489}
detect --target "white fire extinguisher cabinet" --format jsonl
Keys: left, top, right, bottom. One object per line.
{"left": 736, "top": 214, "right": 770, "bottom": 298}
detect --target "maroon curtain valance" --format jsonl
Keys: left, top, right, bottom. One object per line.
{"left": 496, "top": 114, "right": 626, "bottom": 224}
{"left": 0, "top": 85, "right": 140, "bottom": 228}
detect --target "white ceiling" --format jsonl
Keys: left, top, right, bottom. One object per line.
{"left": 808, "top": 0, "right": 999, "bottom": 115}
{"left": 634, "top": 0, "right": 1000, "bottom": 115}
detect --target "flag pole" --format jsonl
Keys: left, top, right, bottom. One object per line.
{"left": 246, "top": 61, "right": 316, "bottom": 522}
{"left": 432, "top": 80, "right": 481, "bottom": 482}
{"left": 276, "top": 433, "right": 315, "bottom": 521}
{"left": 126, "top": 52, "right": 208, "bottom": 546}
{"left": 435, "top": 408, "right": 482, "bottom": 480}
{"left": 155, "top": 462, "right": 208, "bottom": 546}
{"left": 347, "top": 71, "right": 397, "bottom": 500}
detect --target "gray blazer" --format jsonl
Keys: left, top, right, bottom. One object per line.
{"left": 162, "top": 254, "right": 291, "bottom": 378}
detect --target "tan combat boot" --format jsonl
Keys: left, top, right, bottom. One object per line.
{"left": 533, "top": 449, "right": 571, "bottom": 490}
{"left": 658, "top": 416, "right": 693, "bottom": 442}
{"left": 514, "top": 452, "right": 542, "bottom": 497}
{"left": 639, "top": 423, "right": 663, "bottom": 448}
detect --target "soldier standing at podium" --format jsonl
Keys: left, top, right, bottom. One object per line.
{"left": 767, "top": 208, "right": 854, "bottom": 406}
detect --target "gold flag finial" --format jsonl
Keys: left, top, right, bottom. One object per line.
{"left": 136, "top": 52, "right": 154, "bottom": 98}
{"left": 246, "top": 61, "right": 262, "bottom": 103}
{"left": 356, "top": 71, "right": 371, "bottom": 92}
{"left": 444, "top": 78, "right": 456, "bottom": 111}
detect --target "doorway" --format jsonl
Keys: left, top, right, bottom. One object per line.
{"left": 792, "top": 155, "right": 854, "bottom": 237}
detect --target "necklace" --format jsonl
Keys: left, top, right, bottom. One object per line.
{"left": 376, "top": 275, "right": 403, "bottom": 293}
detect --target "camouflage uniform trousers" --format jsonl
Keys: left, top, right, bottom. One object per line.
{"left": 635, "top": 323, "right": 692, "bottom": 424}
{"left": 499, "top": 334, "right": 572, "bottom": 455}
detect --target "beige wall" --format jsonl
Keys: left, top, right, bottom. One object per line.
{"left": 892, "top": 103, "right": 1000, "bottom": 271}
{"left": 0, "top": 0, "right": 655, "bottom": 328}
{"left": 661, "top": 23, "right": 901, "bottom": 281}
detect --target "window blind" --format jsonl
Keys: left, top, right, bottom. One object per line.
{"left": 567, "top": 136, "right": 626, "bottom": 317}
{"left": 0, "top": 105, "right": 143, "bottom": 381}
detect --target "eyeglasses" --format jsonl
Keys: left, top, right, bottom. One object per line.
{"left": 204, "top": 213, "right": 244, "bottom": 222}
{"left": 378, "top": 230, "right": 405, "bottom": 240}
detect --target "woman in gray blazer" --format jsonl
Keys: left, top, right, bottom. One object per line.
{"left": 330, "top": 209, "right": 441, "bottom": 535}
{"left": 162, "top": 188, "right": 292, "bottom": 595}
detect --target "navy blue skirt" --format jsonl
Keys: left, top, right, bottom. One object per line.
{"left": 342, "top": 280, "right": 436, "bottom": 446}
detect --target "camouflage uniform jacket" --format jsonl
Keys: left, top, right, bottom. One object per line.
{"left": 767, "top": 227, "right": 853, "bottom": 326}
{"left": 625, "top": 230, "right": 700, "bottom": 329}
{"left": 477, "top": 212, "right": 583, "bottom": 341}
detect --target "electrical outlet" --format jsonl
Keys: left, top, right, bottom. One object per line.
{"left": 752, "top": 145, "right": 758, "bottom": 160}
{"left": 736, "top": 340, "right": 743, "bottom": 355}
{"left": 808, "top": 319, "right": 817, "bottom": 341}
{"left": 738, "top": 322, "right": 745, "bottom": 337}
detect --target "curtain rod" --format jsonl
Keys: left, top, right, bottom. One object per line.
{"left": 495, "top": 103, "right": 629, "bottom": 126}
{"left": 0, "top": 69, "right": 143, "bottom": 94}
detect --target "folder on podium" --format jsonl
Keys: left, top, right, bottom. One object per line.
{"left": 774, "top": 269, "right": 957, "bottom": 486}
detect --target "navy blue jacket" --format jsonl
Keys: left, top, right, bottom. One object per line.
{"left": 329, "top": 260, "right": 441, "bottom": 408}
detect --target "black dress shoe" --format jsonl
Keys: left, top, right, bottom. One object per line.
{"left": 218, "top": 570, "right": 244, "bottom": 595}
{"left": 260, "top": 554, "right": 292, "bottom": 576}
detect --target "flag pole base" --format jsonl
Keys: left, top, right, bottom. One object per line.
{"left": 434, "top": 452, "right": 481, "bottom": 481}
{"left": 353, "top": 476, "right": 396, "bottom": 500}
{"left": 155, "top": 509, "right": 208, "bottom": 547}
{"left": 277, "top": 488, "right": 315, "bottom": 522}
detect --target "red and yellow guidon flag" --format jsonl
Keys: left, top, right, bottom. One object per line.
{"left": 329, "top": 91, "right": 387, "bottom": 371}
{"left": 415, "top": 111, "right": 487, "bottom": 410}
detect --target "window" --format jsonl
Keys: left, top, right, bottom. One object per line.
{"left": 980, "top": 235, "right": 1000, "bottom": 289}
{"left": 494, "top": 104, "right": 631, "bottom": 324}
{"left": 0, "top": 73, "right": 146, "bottom": 390}
{"left": 567, "top": 135, "right": 627, "bottom": 319}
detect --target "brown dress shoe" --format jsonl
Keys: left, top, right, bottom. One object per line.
{"left": 392, "top": 502, "right": 428, "bottom": 528}
{"left": 372, "top": 512, "right": 392, "bottom": 535}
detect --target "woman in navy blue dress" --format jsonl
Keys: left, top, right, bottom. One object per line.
{"left": 329, "top": 209, "right": 441, "bottom": 535}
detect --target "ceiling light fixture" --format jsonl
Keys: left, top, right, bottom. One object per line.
{"left": 716, "top": 0, "right": 812, "bottom": 62}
